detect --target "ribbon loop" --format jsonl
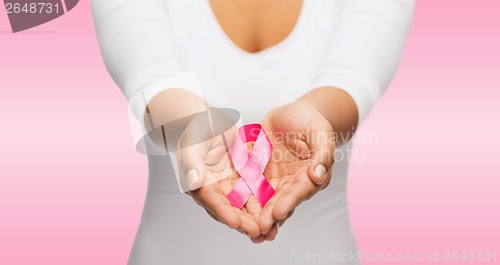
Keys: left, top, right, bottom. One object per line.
{"left": 226, "top": 124, "right": 275, "bottom": 209}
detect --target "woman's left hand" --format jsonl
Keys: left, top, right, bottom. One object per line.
{"left": 257, "top": 101, "right": 336, "bottom": 240}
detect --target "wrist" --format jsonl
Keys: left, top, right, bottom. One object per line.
{"left": 299, "top": 87, "right": 358, "bottom": 146}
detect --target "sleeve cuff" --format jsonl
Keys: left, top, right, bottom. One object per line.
{"left": 126, "top": 70, "right": 203, "bottom": 147}
{"left": 311, "top": 74, "right": 381, "bottom": 128}
{"left": 127, "top": 70, "right": 203, "bottom": 122}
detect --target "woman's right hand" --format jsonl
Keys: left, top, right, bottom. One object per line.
{"left": 177, "top": 109, "right": 267, "bottom": 241}
{"left": 146, "top": 90, "right": 272, "bottom": 242}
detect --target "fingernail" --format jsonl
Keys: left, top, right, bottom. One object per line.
{"left": 314, "top": 164, "right": 327, "bottom": 183}
{"left": 280, "top": 212, "right": 288, "bottom": 220}
{"left": 187, "top": 169, "right": 199, "bottom": 189}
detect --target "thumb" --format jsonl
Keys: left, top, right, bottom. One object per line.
{"left": 178, "top": 112, "right": 212, "bottom": 191}
{"left": 306, "top": 123, "right": 335, "bottom": 185}
{"left": 179, "top": 144, "right": 208, "bottom": 191}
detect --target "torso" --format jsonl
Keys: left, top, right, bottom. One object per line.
{"left": 129, "top": 1, "right": 358, "bottom": 264}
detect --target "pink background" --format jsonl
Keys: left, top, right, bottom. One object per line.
{"left": 1, "top": 1, "right": 499, "bottom": 264}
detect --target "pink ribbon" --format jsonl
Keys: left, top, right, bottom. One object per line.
{"left": 226, "top": 124, "right": 275, "bottom": 209}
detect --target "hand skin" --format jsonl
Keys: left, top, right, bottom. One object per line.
{"left": 145, "top": 89, "right": 266, "bottom": 240}
{"left": 257, "top": 86, "right": 358, "bottom": 241}
{"left": 143, "top": 86, "right": 358, "bottom": 243}
{"left": 179, "top": 125, "right": 264, "bottom": 240}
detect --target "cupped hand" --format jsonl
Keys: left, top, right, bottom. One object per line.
{"left": 257, "top": 101, "right": 336, "bottom": 239}
{"left": 176, "top": 109, "right": 267, "bottom": 241}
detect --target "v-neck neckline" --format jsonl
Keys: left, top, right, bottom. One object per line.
{"left": 197, "top": 0, "right": 312, "bottom": 64}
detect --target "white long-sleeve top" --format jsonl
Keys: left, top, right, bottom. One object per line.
{"left": 91, "top": 0, "right": 414, "bottom": 264}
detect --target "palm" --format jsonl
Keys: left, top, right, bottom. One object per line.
{"left": 257, "top": 102, "right": 334, "bottom": 235}
{"left": 178, "top": 118, "right": 264, "bottom": 239}
{"left": 178, "top": 102, "right": 334, "bottom": 242}
{"left": 263, "top": 126, "right": 313, "bottom": 202}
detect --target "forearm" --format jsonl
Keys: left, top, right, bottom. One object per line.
{"left": 145, "top": 88, "right": 207, "bottom": 128}
{"left": 298, "top": 87, "right": 358, "bottom": 146}
{"left": 138, "top": 88, "right": 207, "bottom": 151}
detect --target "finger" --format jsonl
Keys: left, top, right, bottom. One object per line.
{"left": 257, "top": 178, "right": 293, "bottom": 235}
{"left": 205, "top": 209, "right": 220, "bottom": 223}
{"left": 244, "top": 195, "right": 263, "bottom": 221}
{"left": 258, "top": 192, "right": 281, "bottom": 235}
{"left": 191, "top": 186, "right": 236, "bottom": 225}
{"left": 177, "top": 111, "right": 214, "bottom": 190}
{"left": 194, "top": 184, "right": 261, "bottom": 238}
{"left": 306, "top": 124, "right": 335, "bottom": 185}
{"left": 237, "top": 210, "right": 262, "bottom": 239}
{"left": 320, "top": 170, "right": 332, "bottom": 190}
{"left": 251, "top": 235, "right": 265, "bottom": 244}
{"left": 177, "top": 129, "right": 212, "bottom": 190}
{"left": 276, "top": 208, "right": 295, "bottom": 228}
{"left": 262, "top": 207, "right": 295, "bottom": 242}
{"left": 272, "top": 178, "right": 317, "bottom": 222}
{"left": 264, "top": 222, "right": 279, "bottom": 241}
{"left": 179, "top": 145, "right": 208, "bottom": 190}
